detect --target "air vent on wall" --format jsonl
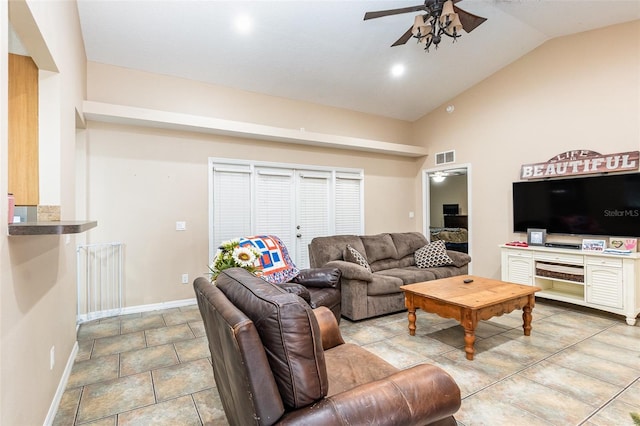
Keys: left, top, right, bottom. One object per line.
{"left": 435, "top": 150, "right": 455, "bottom": 165}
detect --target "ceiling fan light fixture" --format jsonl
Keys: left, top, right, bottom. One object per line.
{"left": 363, "top": 0, "right": 486, "bottom": 52}
{"left": 419, "top": 32, "right": 433, "bottom": 45}
{"left": 439, "top": 0, "right": 455, "bottom": 24}
{"left": 413, "top": 14, "right": 424, "bottom": 29}
{"left": 448, "top": 13, "right": 463, "bottom": 36}
{"left": 432, "top": 172, "right": 447, "bottom": 183}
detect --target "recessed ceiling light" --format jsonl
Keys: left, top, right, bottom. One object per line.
{"left": 390, "top": 64, "right": 405, "bottom": 78}
{"left": 234, "top": 15, "right": 252, "bottom": 34}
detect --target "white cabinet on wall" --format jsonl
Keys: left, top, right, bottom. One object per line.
{"left": 210, "top": 159, "right": 364, "bottom": 268}
{"left": 501, "top": 245, "right": 640, "bottom": 325}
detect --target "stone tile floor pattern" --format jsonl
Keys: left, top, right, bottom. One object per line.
{"left": 54, "top": 300, "right": 640, "bottom": 425}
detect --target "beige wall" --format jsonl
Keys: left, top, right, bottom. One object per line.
{"left": 1, "top": 1, "right": 86, "bottom": 424}
{"left": 87, "top": 62, "right": 414, "bottom": 145}
{"left": 414, "top": 20, "right": 640, "bottom": 278}
{"left": 84, "top": 119, "right": 420, "bottom": 307}
{"left": 84, "top": 62, "right": 423, "bottom": 308}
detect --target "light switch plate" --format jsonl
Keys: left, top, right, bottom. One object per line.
{"left": 176, "top": 221, "right": 186, "bottom": 231}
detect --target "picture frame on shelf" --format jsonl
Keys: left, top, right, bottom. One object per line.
{"left": 527, "top": 228, "right": 546, "bottom": 246}
{"left": 582, "top": 239, "right": 606, "bottom": 252}
{"left": 609, "top": 237, "right": 638, "bottom": 252}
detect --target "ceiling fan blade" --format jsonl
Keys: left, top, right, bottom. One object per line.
{"left": 364, "top": 5, "right": 425, "bottom": 21}
{"left": 453, "top": 6, "right": 487, "bottom": 33}
{"left": 391, "top": 26, "right": 414, "bottom": 47}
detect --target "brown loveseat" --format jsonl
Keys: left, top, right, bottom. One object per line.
{"left": 194, "top": 268, "right": 461, "bottom": 426}
{"left": 309, "top": 232, "right": 471, "bottom": 321}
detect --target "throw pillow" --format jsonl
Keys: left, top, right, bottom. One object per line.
{"left": 415, "top": 240, "right": 454, "bottom": 268}
{"left": 344, "top": 244, "right": 372, "bottom": 272}
{"left": 239, "top": 235, "right": 300, "bottom": 284}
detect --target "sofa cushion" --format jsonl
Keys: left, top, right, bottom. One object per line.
{"left": 361, "top": 233, "right": 399, "bottom": 263}
{"left": 216, "top": 268, "right": 328, "bottom": 409}
{"left": 323, "top": 343, "right": 398, "bottom": 396}
{"left": 376, "top": 267, "right": 437, "bottom": 285}
{"left": 367, "top": 273, "right": 404, "bottom": 296}
{"left": 344, "top": 244, "right": 372, "bottom": 272}
{"left": 391, "top": 232, "right": 429, "bottom": 259}
{"left": 426, "top": 265, "right": 461, "bottom": 279}
{"left": 369, "top": 255, "right": 414, "bottom": 272}
{"left": 309, "top": 235, "right": 366, "bottom": 268}
{"left": 415, "top": 241, "right": 454, "bottom": 268}
{"left": 447, "top": 250, "right": 472, "bottom": 268}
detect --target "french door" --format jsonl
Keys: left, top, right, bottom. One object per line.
{"left": 295, "top": 171, "right": 330, "bottom": 268}
{"left": 210, "top": 159, "right": 363, "bottom": 268}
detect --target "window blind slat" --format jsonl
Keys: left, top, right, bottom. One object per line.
{"left": 212, "top": 169, "right": 252, "bottom": 247}
{"left": 255, "top": 171, "right": 294, "bottom": 248}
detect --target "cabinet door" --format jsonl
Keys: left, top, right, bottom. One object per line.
{"left": 9, "top": 54, "right": 39, "bottom": 206}
{"left": 585, "top": 263, "right": 623, "bottom": 309}
{"left": 504, "top": 251, "right": 534, "bottom": 285}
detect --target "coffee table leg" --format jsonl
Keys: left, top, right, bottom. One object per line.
{"left": 407, "top": 308, "right": 416, "bottom": 336}
{"left": 463, "top": 326, "right": 476, "bottom": 360}
{"left": 523, "top": 300, "right": 533, "bottom": 336}
{"left": 461, "top": 310, "right": 476, "bottom": 360}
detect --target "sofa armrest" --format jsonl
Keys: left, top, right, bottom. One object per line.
{"left": 277, "top": 364, "right": 461, "bottom": 425}
{"left": 278, "top": 282, "right": 311, "bottom": 305}
{"left": 446, "top": 250, "right": 471, "bottom": 268}
{"left": 312, "top": 306, "right": 345, "bottom": 350}
{"left": 291, "top": 267, "right": 341, "bottom": 289}
{"left": 325, "top": 260, "right": 373, "bottom": 282}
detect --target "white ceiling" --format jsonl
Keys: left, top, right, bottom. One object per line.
{"left": 76, "top": 1, "right": 640, "bottom": 121}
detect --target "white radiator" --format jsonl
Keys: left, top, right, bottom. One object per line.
{"left": 76, "top": 242, "right": 124, "bottom": 323}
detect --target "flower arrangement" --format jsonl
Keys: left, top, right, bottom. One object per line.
{"left": 209, "top": 239, "right": 262, "bottom": 281}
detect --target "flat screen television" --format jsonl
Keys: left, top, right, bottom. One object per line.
{"left": 513, "top": 173, "right": 640, "bottom": 237}
{"left": 443, "top": 204, "right": 459, "bottom": 215}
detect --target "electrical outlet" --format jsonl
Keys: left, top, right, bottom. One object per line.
{"left": 181, "top": 273, "right": 189, "bottom": 284}
{"left": 50, "top": 346, "right": 55, "bottom": 370}
{"left": 176, "top": 221, "right": 186, "bottom": 231}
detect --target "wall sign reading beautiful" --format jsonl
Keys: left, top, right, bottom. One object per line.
{"left": 520, "top": 150, "right": 639, "bottom": 179}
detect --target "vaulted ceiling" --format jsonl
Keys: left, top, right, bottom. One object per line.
{"left": 76, "top": 1, "right": 640, "bottom": 121}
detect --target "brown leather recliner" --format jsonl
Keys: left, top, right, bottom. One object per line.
{"left": 281, "top": 267, "right": 342, "bottom": 323}
{"left": 194, "top": 268, "right": 461, "bottom": 426}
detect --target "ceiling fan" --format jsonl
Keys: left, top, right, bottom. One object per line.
{"left": 364, "top": 0, "right": 487, "bottom": 51}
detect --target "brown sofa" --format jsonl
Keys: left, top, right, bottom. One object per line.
{"left": 194, "top": 268, "right": 461, "bottom": 426}
{"left": 309, "top": 232, "right": 471, "bottom": 321}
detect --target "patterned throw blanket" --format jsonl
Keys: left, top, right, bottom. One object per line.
{"left": 239, "top": 235, "right": 300, "bottom": 284}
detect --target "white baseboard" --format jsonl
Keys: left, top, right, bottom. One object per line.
{"left": 119, "top": 298, "right": 197, "bottom": 315}
{"left": 43, "top": 341, "right": 78, "bottom": 426}
{"left": 77, "top": 298, "right": 197, "bottom": 324}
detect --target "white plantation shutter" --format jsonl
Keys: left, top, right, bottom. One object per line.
{"left": 296, "top": 171, "right": 331, "bottom": 268}
{"left": 212, "top": 165, "right": 252, "bottom": 247}
{"left": 210, "top": 160, "right": 364, "bottom": 265}
{"left": 254, "top": 169, "right": 295, "bottom": 249}
{"left": 335, "top": 172, "right": 363, "bottom": 235}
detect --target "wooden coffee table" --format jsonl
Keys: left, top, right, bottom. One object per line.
{"left": 400, "top": 275, "right": 541, "bottom": 360}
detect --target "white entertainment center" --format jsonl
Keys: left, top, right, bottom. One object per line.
{"left": 501, "top": 245, "right": 640, "bottom": 325}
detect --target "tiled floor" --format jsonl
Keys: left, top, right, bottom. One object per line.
{"left": 54, "top": 300, "right": 640, "bottom": 425}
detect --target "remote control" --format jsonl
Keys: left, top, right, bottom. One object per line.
{"left": 463, "top": 278, "right": 473, "bottom": 283}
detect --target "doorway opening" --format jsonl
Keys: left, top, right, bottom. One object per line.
{"left": 422, "top": 164, "right": 472, "bottom": 271}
